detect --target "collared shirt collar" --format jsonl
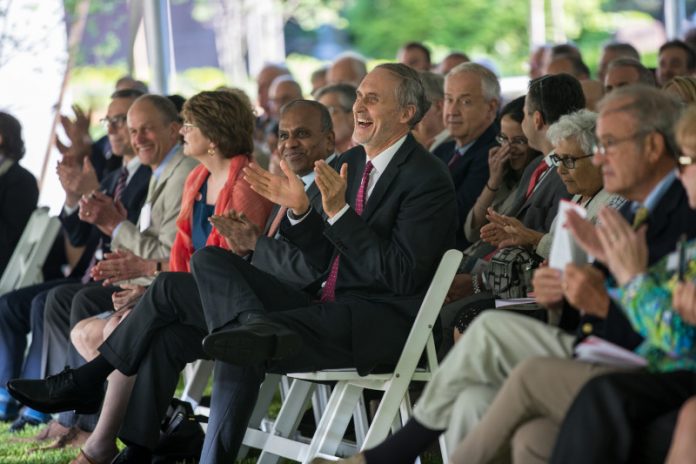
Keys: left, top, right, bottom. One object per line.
{"left": 123, "top": 156, "right": 143, "bottom": 184}
{"left": 152, "top": 144, "right": 180, "bottom": 180}
{"left": 632, "top": 169, "right": 678, "bottom": 214}
{"left": 367, "top": 134, "right": 407, "bottom": 175}
{"left": 543, "top": 150, "right": 555, "bottom": 166}
{"left": 455, "top": 139, "right": 476, "bottom": 157}
{"left": 299, "top": 152, "right": 338, "bottom": 191}
{"left": 429, "top": 129, "right": 451, "bottom": 152}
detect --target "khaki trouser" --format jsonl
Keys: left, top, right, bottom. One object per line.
{"left": 450, "top": 357, "right": 631, "bottom": 464}
{"left": 412, "top": 310, "right": 576, "bottom": 451}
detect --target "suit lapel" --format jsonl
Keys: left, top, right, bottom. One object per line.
{"left": 121, "top": 164, "right": 150, "bottom": 206}
{"left": 360, "top": 136, "right": 414, "bottom": 222}
{"left": 644, "top": 178, "right": 681, "bottom": 243}
{"left": 147, "top": 147, "right": 183, "bottom": 204}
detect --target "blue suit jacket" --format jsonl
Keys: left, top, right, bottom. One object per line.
{"left": 563, "top": 179, "right": 696, "bottom": 348}
{"left": 60, "top": 163, "right": 151, "bottom": 278}
{"left": 439, "top": 123, "right": 498, "bottom": 249}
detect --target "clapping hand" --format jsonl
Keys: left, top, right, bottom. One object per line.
{"left": 57, "top": 157, "right": 99, "bottom": 207}
{"left": 210, "top": 210, "right": 261, "bottom": 255}
{"left": 565, "top": 209, "right": 606, "bottom": 262}
{"left": 480, "top": 209, "right": 543, "bottom": 248}
{"left": 563, "top": 264, "right": 610, "bottom": 318}
{"left": 91, "top": 249, "right": 150, "bottom": 285}
{"left": 673, "top": 281, "right": 696, "bottom": 326}
{"left": 532, "top": 264, "right": 564, "bottom": 312}
{"left": 594, "top": 207, "right": 648, "bottom": 286}
{"left": 55, "top": 104, "right": 93, "bottom": 161}
{"left": 243, "top": 161, "right": 309, "bottom": 215}
{"left": 78, "top": 190, "right": 127, "bottom": 236}
{"left": 314, "top": 160, "right": 348, "bottom": 218}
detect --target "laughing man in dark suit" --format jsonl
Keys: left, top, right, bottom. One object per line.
{"left": 7, "top": 64, "right": 457, "bottom": 464}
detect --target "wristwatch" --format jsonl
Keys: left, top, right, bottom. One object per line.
{"left": 153, "top": 261, "right": 162, "bottom": 276}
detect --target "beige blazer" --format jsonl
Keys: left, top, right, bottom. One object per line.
{"left": 111, "top": 146, "right": 198, "bottom": 283}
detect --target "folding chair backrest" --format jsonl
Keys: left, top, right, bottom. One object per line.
{"left": 0, "top": 207, "right": 60, "bottom": 295}
{"left": 252, "top": 249, "right": 463, "bottom": 463}
{"left": 392, "top": 248, "right": 463, "bottom": 377}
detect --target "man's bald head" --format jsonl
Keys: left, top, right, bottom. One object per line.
{"left": 327, "top": 53, "right": 368, "bottom": 86}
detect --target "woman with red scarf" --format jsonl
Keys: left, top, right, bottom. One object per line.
{"left": 67, "top": 89, "right": 272, "bottom": 464}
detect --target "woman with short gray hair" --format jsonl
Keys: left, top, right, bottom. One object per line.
{"left": 484, "top": 109, "right": 624, "bottom": 259}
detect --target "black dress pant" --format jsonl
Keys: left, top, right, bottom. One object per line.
{"left": 550, "top": 370, "right": 696, "bottom": 464}
{"left": 100, "top": 247, "right": 364, "bottom": 462}
{"left": 43, "top": 283, "right": 118, "bottom": 430}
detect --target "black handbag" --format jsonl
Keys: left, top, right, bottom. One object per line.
{"left": 486, "top": 246, "right": 543, "bottom": 298}
{"left": 152, "top": 398, "right": 206, "bottom": 463}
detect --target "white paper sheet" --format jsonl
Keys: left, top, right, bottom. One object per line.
{"left": 549, "top": 200, "right": 590, "bottom": 270}
{"left": 574, "top": 336, "right": 647, "bottom": 368}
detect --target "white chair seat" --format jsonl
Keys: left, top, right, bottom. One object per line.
{"left": 0, "top": 207, "right": 60, "bottom": 296}
{"left": 248, "top": 249, "right": 463, "bottom": 464}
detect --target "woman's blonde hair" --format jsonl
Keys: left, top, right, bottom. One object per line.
{"left": 663, "top": 76, "right": 696, "bottom": 104}
{"left": 676, "top": 103, "right": 696, "bottom": 153}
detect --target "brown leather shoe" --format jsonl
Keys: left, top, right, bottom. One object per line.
{"left": 7, "top": 419, "right": 70, "bottom": 443}
{"left": 34, "top": 420, "right": 71, "bottom": 441}
{"left": 32, "top": 426, "right": 91, "bottom": 451}
{"left": 70, "top": 449, "right": 106, "bottom": 464}
{"left": 311, "top": 453, "right": 366, "bottom": 464}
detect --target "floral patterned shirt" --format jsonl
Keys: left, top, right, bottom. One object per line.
{"left": 609, "top": 239, "right": 696, "bottom": 372}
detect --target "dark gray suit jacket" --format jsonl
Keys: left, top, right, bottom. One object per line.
{"left": 250, "top": 155, "right": 341, "bottom": 292}
{"left": 511, "top": 156, "right": 571, "bottom": 233}
{"left": 282, "top": 134, "right": 457, "bottom": 373}
{"left": 251, "top": 182, "right": 326, "bottom": 292}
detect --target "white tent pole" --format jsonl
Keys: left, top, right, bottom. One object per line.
{"left": 142, "top": 0, "right": 175, "bottom": 95}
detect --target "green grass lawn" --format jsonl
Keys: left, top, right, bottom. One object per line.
{"left": 0, "top": 423, "right": 81, "bottom": 464}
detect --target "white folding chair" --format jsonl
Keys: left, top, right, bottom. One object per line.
{"left": 253, "top": 249, "right": 463, "bottom": 464}
{"left": 0, "top": 207, "right": 60, "bottom": 295}
{"left": 180, "top": 359, "right": 214, "bottom": 408}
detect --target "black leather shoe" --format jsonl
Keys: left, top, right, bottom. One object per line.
{"left": 202, "top": 319, "right": 302, "bottom": 366}
{"left": 6, "top": 368, "right": 104, "bottom": 415}
{"left": 110, "top": 445, "right": 153, "bottom": 463}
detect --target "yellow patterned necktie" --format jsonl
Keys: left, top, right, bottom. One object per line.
{"left": 632, "top": 206, "right": 649, "bottom": 229}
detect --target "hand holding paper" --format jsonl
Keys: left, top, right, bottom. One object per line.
{"left": 549, "top": 200, "right": 589, "bottom": 270}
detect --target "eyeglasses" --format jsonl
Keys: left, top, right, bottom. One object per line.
{"left": 182, "top": 122, "right": 197, "bottom": 132}
{"left": 592, "top": 130, "right": 653, "bottom": 156}
{"left": 99, "top": 115, "right": 127, "bottom": 130}
{"left": 496, "top": 134, "right": 528, "bottom": 146}
{"left": 550, "top": 153, "right": 593, "bottom": 169}
{"left": 678, "top": 155, "right": 695, "bottom": 170}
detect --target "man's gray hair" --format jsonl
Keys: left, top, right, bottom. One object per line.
{"left": 419, "top": 71, "right": 445, "bottom": 102}
{"left": 546, "top": 109, "right": 598, "bottom": 154}
{"left": 374, "top": 63, "right": 431, "bottom": 127}
{"left": 134, "top": 94, "right": 180, "bottom": 124}
{"left": 332, "top": 52, "right": 368, "bottom": 79}
{"left": 446, "top": 62, "right": 501, "bottom": 102}
{"left": 314, "top": 83, "right": 357, "bottom": 111}
{"left": 603, "top": 42, "right": 640, "bottom": 60}
{"left": 607, "top": 58, "right": 656, "bottom": 87}
{"left": 270, "top": 75, "right": 303, "bottom": 94}
{"left": 597, "top": 85, "right": 683, "bottom": 158}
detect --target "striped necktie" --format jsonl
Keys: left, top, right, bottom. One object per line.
{"left": 113, "top": 166, "right": 128, "bottom": 202}
{"left": 321, "top": 161, "right": 374, "bottom": 302}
